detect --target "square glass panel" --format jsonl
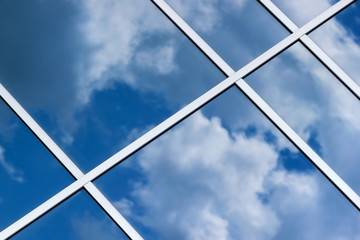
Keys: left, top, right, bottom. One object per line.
{"left": 0, "top": 0, "right": 224, "bottom": 172}
{"left": 95, "top": 87, "right": 360, "bottom": 239}
{"left": 245, "top": 42, "right": 360, "bottom": 194}
{"left": 0, "top": 99, "right": 73, "bottom": 230}
{"left": 11, "top": 190, "right": 129, "bottom": 240}
{"left": 309, "top": 1, "right": 360, "bottom": 85}
{"left": 271, "top": 0, "right": 339, "bottom": 27}
{"left": 165, "top": 0, "right": 289, "bottom": 70}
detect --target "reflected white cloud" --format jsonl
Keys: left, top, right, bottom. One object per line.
{"left": 274, "top": 0, "right": 360, "bottom": 86}
{"left": 245, "top": 2, "right": 360, "bottom": 190}
{"left": 272, "top": 0, "right": 333, "bottom": 26}
{"left": 121, "top": 112, "right": 318, "bottom": 239}
{"left": 77, "top": 0, "right": 177, "bottom": 104}
{"left": 135, "top": 43, "right": 177, "bottom": 75}
{"left": 166, "top": 0, "right": 248, "bottom": 33}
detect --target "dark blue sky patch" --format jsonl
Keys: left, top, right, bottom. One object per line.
{"left": 244, "top": 125, "right": 258, "bottom": 138}
{"left": 306, "top": 128, "right": 323, "bottom": 156}
{"left": 278, "top": 148, "right": 315, "bottom": 173}
{"left": 263, "top": 130, "right": 278, "bottom": 146}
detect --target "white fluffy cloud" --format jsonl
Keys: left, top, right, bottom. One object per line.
{"left": 120, "top": 112, "right": 317, "bottom": 240}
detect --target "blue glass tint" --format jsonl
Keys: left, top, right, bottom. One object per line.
{"left": 271, "top": 0, "right": 340, "bottom": 26}
{"left": 11, "top": 190, "right": 129, "bottom": 240}
{"left": 165, "top": 0, "right": 289, "bottom": 70}
{"left": 95, "top": 87, "right": 360, "bottom": 239}
{"left": 245, "top": 42, "right": 360, "bottom": 194}
{"left": 0, "top": 0, "right": 224, "bottom": 172}
{"left": 309, "top": 1, "right": 360, "bottom": 85}
{"left": 0, "top": 99, "right": 73, "bottom": 230}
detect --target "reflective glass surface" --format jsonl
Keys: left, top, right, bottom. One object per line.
{"left": 11, "top": 190, "right": 129, "bottom": 240}
{"left": 271, "top": 0, "right": 339, "bottom": 26}
{"left": 309, "top": 1, "right": 360, "bottom": 85}
{"left": 165, "top": 0, "right": 289, "bottom": 70}
{"left": 0, "top": 99, "right": 73, "bottom": 230}
{"left": 0, "top": 0, "right": 224, "bottom": 171}
{"left": 95, "top": 87, "right": 360, "bottom": 239}
{"left": 246, "top": 42, "right": 360, "bottom": 194}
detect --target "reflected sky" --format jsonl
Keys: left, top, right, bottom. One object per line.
{"left": 309, "top": 1, "right": 360, "bottom": 85}
{"left": 0, "top": 99, "right": 73, "bottom": 230}
{"left": 246, "top": 41, "right": 360, "bottom": 194}
{"left": 11, "top": 190, "right": 129, "bottom": 240}
{"left": 95, "top": 87, "right": 360, "bottom": 240}
{"left": 1, "top": 0, "right": 360, "bottom": 239}
{"left": 0, "top": 0, "right": 224, "bottom": 171}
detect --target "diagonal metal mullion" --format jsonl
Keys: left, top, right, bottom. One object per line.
{"left": 0, "top": 84, "right": 143, "bottom": 240}
{"left": 1, "top": 0, "right": 358, "bottom": 239}
{"left": 258, "top": 0, "right": 360, "bottom": 100}
{"left": 152, "top": 0, "right": 360, "bottom": 209}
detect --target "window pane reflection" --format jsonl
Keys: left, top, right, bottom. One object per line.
{"left": 0, "top": 99, "right": 73, "bottom": 230}
{"left": 309, "top": 1, "right": 360, "bottom": 85}
{"left": 165, "top": 0, "right": 289, "bottom": 70}
{"left": 245, "top": 42, "right": 360, "bottom": 195}
{"left": 0, "top": 0, "right": 224, "bottom": 172}
{"left": 95, "top": 87, "right": 360, "bottom": 239}
{"left": 11, "top": 190, "right": 129, "bottom": 240}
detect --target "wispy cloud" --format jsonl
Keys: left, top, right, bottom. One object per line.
{"left": 0, "top": 146, "right": 25, "bottom": 183}
{"left": 71, "top": 213, "right": 122, "bottom": 240}
{"left": 166, "top": 0, "right": 247, "bottom": 33}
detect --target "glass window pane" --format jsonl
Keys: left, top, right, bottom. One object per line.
{"left": 0, "top": 99, "right": 73, "bottom": 230}
{"left": 0, "top": 0, "right": 224, "bottom": 172}
{"left": 11, "top": 190, "right": 129, "bottom": 240}
{"left": 309, "top": 1, "right": 360, "bottom": 85}
{"left": 271, "top": 0, "right": 339, "bottom": 27}
{"left": 95, "top": 87, "right": 360, "bottom": 239}
{"left": 245, "top": 42, "right": 360, "bottom": 194}
{"left": 165, "top": 0, "right": 289, "bottom": 70}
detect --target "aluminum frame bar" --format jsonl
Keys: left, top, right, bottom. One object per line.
{"left": 0, "top": 84, "right": 143, "bottom": 240}
{"left": 154, "top": 0, "right": 360, "bottom": 209}
{"left": 258, "top": 0, "right": 360, "bottom": 100}
{"left": 1, "top": 0, "right": 358, "bottom": 238}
